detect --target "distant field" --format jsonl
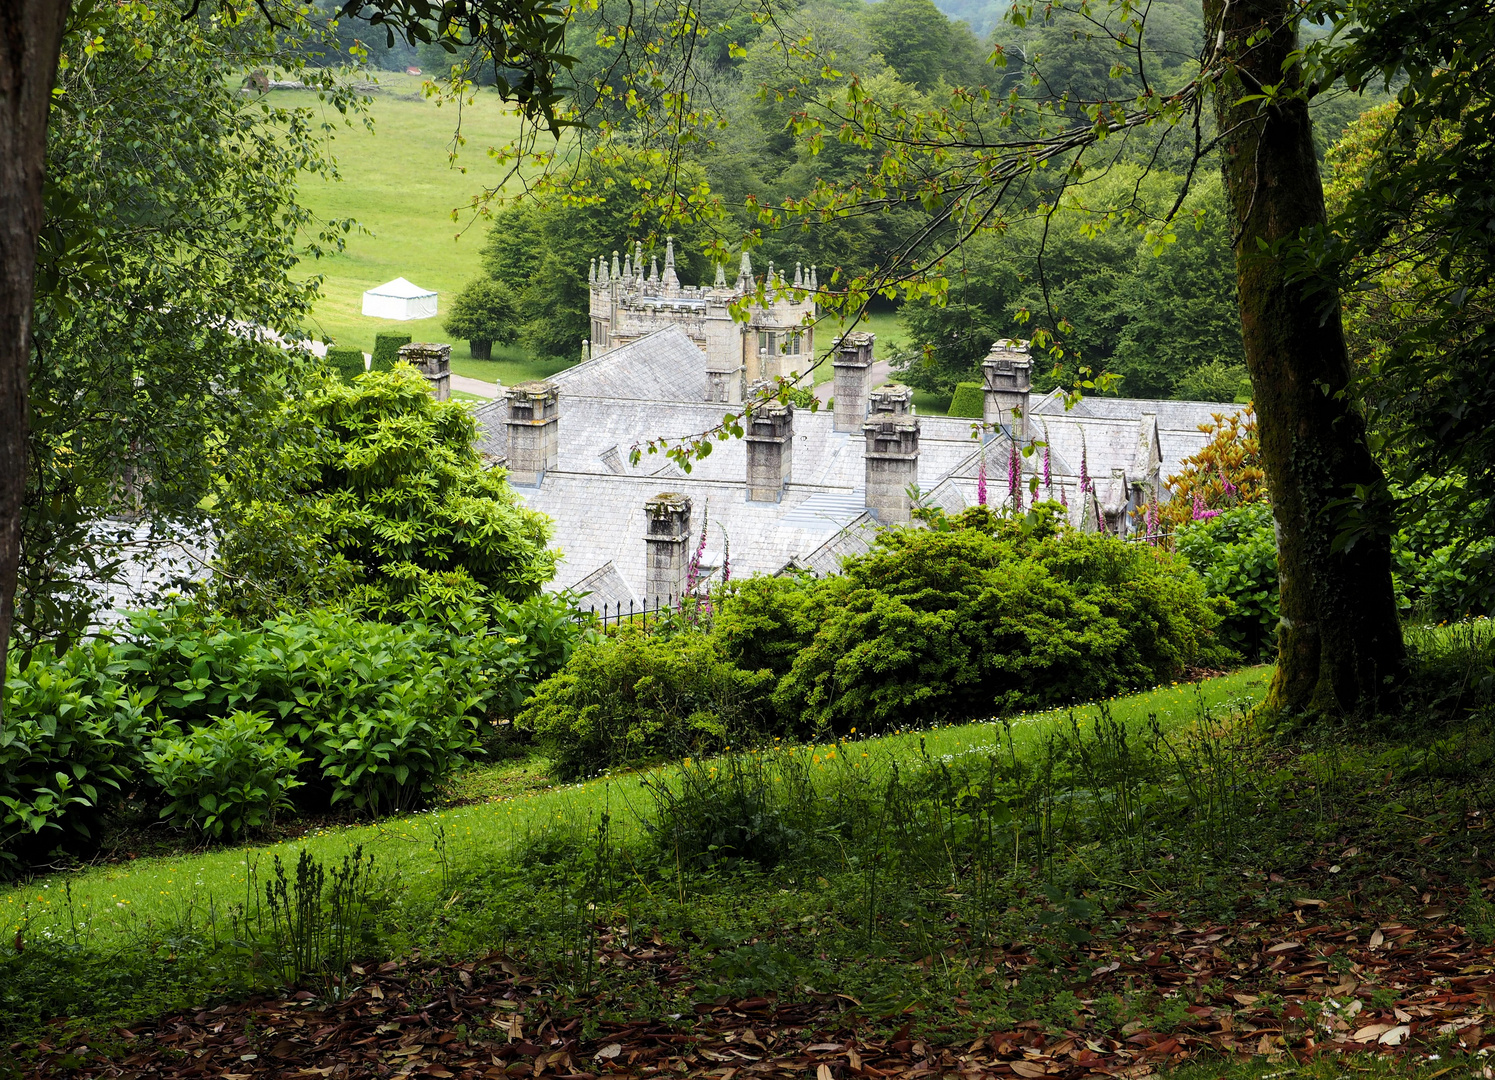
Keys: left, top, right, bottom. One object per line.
{"left": 283, "top": 73, "right": 563, "bottom": 379}
{"left": 284, "top": 80, "right": 918, "bottom": 400}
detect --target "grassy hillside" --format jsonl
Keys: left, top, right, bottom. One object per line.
{"left": 283, "top": 73, "right": 547, "bottom": 375}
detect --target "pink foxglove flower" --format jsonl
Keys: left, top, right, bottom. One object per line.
{"left": 1043, "top": 445, "right": 1052, "bottom": 492}
{"left": 1007, "top": 444, "right": 1021, "bottom": 509}
{"left": 977, "top": 457, "right": 987, "bottom": 506}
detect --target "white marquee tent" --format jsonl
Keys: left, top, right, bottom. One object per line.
{"left": 361, "top": 277, "right": 438, "bottom": 321}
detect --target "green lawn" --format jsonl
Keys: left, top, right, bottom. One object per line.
{"left": 286, "top": 74, "right": 525, "bottom": 356}
{"left": 0, "top": 667, "right": 1267, "bottom": 950}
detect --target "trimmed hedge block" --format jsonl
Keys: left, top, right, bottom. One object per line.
{"left": 372, "top": 333, "right": 412, "bottom": 372}
{"left": 949, "top": 382, "right": 984, "bottom": 418}
{"left": 326, "top": 346, "right": 367, "bottom": 384}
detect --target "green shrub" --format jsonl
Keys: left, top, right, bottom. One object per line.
{"left": 730, "top": 516, "right": 1227, "bottom": 733}
{"left": 1174, "top": 502, "right": 1278, "bottom": 659}
{"left": 371, "top": 332, "right": 411, "bottom": 372}
{"left": 948, "top": 381, "right": 984, "bottom": 418}
{"left": 144, "top": 711, "right": 306, "bottom": 838}
{"left": 519, "top": 632, "right": 775, "bottom": 778}
{"left": 307, "top": 702, "right": 476, "bottom": 814}
{"left": 115, "top": 605, "right": 507, "bottom": 799}
{"left": 1, "top": 643, "right": 152, "bottom": 872}
{"left": 213, "top": 366, "right": 556, "bottom": 621}
{"left": 325, "top": 346, "right": 366, "bottom": 384}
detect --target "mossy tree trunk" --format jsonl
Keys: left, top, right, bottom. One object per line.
{"left": 0, "top": 3, "right": 70, "bottom": 695}
{"left": 1206, "top": 0, "right": 1406, "bottom": 715}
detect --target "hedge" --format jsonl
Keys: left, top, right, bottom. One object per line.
{"left": 948, "top": 382, "right": 984, "bottom": 418}
{"left": 326, "top": 346, "right": 367, "bottom": 384}
{"left": 371, "top": 333, "right": 412, "bottom": 372}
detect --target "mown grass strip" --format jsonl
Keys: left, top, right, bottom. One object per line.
{"left": 0, "top": 665, "right": 1270, "bottom": 947}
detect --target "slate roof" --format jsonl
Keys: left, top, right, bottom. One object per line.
{"left": 475, "top": 325, "right": 1246, "bottom": 599}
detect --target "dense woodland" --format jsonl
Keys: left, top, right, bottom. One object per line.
{"left": 434, "top": 0, "right": 1385, "bottom": 405}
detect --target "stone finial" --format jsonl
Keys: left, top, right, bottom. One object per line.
{"left": 599, "top": 256, "right": 610, "bottom": 285}
{"left": 663, "top": 235, "right": 679, "bottom": 290}
{"left": 648, "top": 254, "right": 658, "bottom": 284}
{"left": 793, "top": 263, "right": 803, "bottom": 289}
{"left": 611, "top": 250, "right": 621, "bottom": 279}
{"left": 622, "top": 252, "right": 631, "bottom": 279}
{"left": 810, "top": 265, "right": 818, "bottom": 290}
{"left": 589, "top": 258, "right": 597, "bottom": 285}
{"left": 635, "top": 241, "right": 645, "bottom": 280}
{"left": 1102, "top": 467, "right": 1130, "bottom": 535}
{"left": 504, "top": 380, "right": 560, "bottom": 487}
{"left": 644, "top": 493, "right": 692, "bottom": 603}
{"left": 714, "top": 262, "right": 727, "bottom": 288}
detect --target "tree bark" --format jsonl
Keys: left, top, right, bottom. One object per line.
{"left": 1206, "top": 0, "right": 1406, "bottom": 715}
{"left": 0, "top": 2, "right": 69, "bottom": 699}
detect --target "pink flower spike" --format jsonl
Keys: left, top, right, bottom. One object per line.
{"left": 977, "top": 457, "right": 988, "bottom": 506}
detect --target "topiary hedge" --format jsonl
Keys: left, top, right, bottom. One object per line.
{"left": 948, "top": 381, "right": 984, "bottom": 418}
{"left": 371, "top": 332, "right": 412, "bottom": 372}
{"left": 325, "top": 346, "right": 367, "bottom": 384}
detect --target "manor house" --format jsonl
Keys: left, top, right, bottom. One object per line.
{"left": 476, "top": 307, "right": 1244, "bottom": 612}
{"left": 587, "top": 239, "right": 817, "bottom": 398}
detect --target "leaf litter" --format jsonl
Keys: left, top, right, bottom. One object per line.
{"left": 17, "top": 886, "right": 1495, "bottom": 1080}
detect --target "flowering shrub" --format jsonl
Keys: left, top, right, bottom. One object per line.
{"left": 1174, "top": 503, "right": 1280, "bottom": 658}
{"left": 1149, "top": 407, "right": 1269, "bottom": 535}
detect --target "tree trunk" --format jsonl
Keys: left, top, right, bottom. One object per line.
{"left": 1206, "top": 0, "right": 1406, "bottom": 715}
{"left": 471, "top": 339, "right": 493, "bottom": 361}
{"left": 0, "top": 3, "right": 69, "bottom": 698}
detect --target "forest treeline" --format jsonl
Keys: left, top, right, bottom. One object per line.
{"left": 391, "top": 0, "right": 1386, "bottom": 401}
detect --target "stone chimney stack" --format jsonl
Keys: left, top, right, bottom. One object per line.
{"left": 644, "top": 493, "right": 692, "bottom": 603}
{"left": 504, "top": 380, "right": 559, "bottom": 486}
{"left": 745, "top": 383, "right": 794, "bottom": 502}
{"left": 868, "top": 383, "right": 914, "bottom": 417}
{"left": 399, "top": 342, "right": 452, "bottom": 401}
{"left": 832, "top": 331, "right": 875, "bottom": 433}
{"left": 705, "top": 365, "right": 743, "bottom": 404}
{"left": 863, "top": 408, "right": 921, "bottom": 524}
{"left": 982, "top": 338, "right": 1033, "bottom": 439}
